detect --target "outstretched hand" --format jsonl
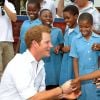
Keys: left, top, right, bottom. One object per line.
{"left": 60, "top": 80, "right": 81, "bottom": 99}
{"left": 62, "top": 90, "right": 81, "bottom": 99}
{"left": 71, "top": 78, "right": 81, "bottom": 91}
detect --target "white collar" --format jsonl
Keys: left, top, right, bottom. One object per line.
{"left": 79, "top": 1, "right": 93, "bottom": 13}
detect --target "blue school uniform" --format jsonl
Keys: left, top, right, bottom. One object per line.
{"left": 19, "top": 19, "right": 42, "bottom": 53}
{"left": 43, "top": 27, "right": 64, "bottom": 85}
{"left": 70, "top": 33, "right": 100, "bottom": 100}
{"left": 59, "top": 26, "right": 79, "bottom": 85}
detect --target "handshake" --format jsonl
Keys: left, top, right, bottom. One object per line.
{"left": 60, "top": 80, "right": 81, "bottom": 99}
{"left": 0, "top": 0, "right": 5, "bottom": 6}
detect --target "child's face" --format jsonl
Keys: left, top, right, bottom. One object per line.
{"left": 39, "top": 10, "right": 53, "bottom": 26}
{"left": 79, "top": 20, "right": 92, "bottom": 38}
{"left": 63, "top": 12, "right": 77, "bottom": 28}
{"left": 27, "top": 3, "right": 40, "bottom": 20}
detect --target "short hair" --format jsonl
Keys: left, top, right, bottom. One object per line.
{"left": 25, "top": 25, "right": 51, "bottom": 48}
{"left": 78, "top": 13, "right": 93, "bottom": 25}
{"left": 26, "top": 0, "right": 40, "bottom": 10}
{"left": 63, "top": 5, "right": 79, "bottom": 16}
{"left": 39, "top": 9, "right": 52, "bottom": 16}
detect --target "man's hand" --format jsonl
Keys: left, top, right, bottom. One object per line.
{"left": 60, "top": 80, "right": 81, "bottom": 99}
{"left": 61, "top": 80, "right": 72, "bottom": 94}
{"left": 62, "top": 90, "right": 81, "bottom": 100}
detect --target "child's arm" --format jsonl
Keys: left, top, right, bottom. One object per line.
{"left": 72, "top": 70, "right": 100, "bottom": 84}
{"left": 79, "top": 70, "right": 100, "bottom": 81}
{"left": 73, "top": 58, "right": 79, "bottom": 78}
{"left": 54, "top": 44, "right": 63, "bottom": 54}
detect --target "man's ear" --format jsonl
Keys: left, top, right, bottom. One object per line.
{"left": 32, "top": 40, "right": 39, "bottom": 48}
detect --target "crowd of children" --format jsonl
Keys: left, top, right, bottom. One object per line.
{"left": 0, "top": 0, "right": 100, "bottom": 100}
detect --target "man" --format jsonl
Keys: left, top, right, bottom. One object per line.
{"left": 0, "top": 25, "right": 80, "bottom": 100}
{"left": 0, "top": 0, "right": 17, "bottom": 78}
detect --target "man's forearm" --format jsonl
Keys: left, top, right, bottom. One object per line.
{"left": 28, "top": 87, "right": 62, "bottom": 100}
{"left": 57, "top": 0, "right": 64, "bottom": 17}
{"left": 4, "top": 4, "right": 17, "bottom": 22}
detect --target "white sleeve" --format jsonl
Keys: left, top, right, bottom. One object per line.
{"left": 39, "top": 68, "right": 46, "bottom": 92}
{"left": 5, "top": 0, "right": 16, "bottom": 13}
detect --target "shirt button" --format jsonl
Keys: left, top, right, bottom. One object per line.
{"left": 87, "top": 43, "right": 90, "bottom": 45}
{"left": 88, "top": 58, "right": 91, "bottom": 61}
{"left": 88, "top": 51, "right": 90, "bottom": 53}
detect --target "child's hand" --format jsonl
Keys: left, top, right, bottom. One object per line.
{"left": 54, "top": 45, "right": 60, "bottom": 54}
{"left": 92, "top": 43, "right": 100, "bottom": 51}
{"left": 71, "top": 78, "right": 81, "bottom": 91}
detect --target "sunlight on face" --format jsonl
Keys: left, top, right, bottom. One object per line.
{"left": 27, "top": 3, "right": 39, "bottom": 20}
{"left": 79, "top": 20, "right": 92, "bottom": 39}
{"left": 63, "top": 12, "right": 77, "bottom": 28}
{"left": 39, "top": 32, "right": 53, "bottom": 57}
{"left": 40, "top": 10, "right": 53, "bottom": 26}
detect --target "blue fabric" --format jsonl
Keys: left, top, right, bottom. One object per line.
{"left": 19, "top": 19, "right": 42, "bottom": 53}
{"left": 59, "top": 26, "right": 80, "bottom": 85}
{"left": 97, "top": 88, "right": 100, "bottom": 97}
{"left": 70, "top": 33, "right": 100, "bottom": 100}
{"left": 43, "top": 27, "right": 64, "bottom": 85}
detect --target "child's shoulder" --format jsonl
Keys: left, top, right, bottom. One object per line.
{"left": 92, "top": 32, "right": 100, "bottom": 38}
{"left": 22, "top": 20, "right": 30, "bottom": 24}
{"left": 52, "top": 26, "right": 62, "bottom": 32}
{"left": 72, "top": 33, "right": 82, "bottom": 40}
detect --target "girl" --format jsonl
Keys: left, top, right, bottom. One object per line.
{"left": 39, "top": 9, "right": 64, "bottom": 89}
{"left": 59, "top": 5, "right": 79, "bottom": 85}
{"left": 16, "top": 0, "right": 41, "bottom": 53}
{"left": 70, "top": 13, "right": 100, "bottom": 100}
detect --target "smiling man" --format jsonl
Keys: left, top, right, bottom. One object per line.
{"left": 0, "top": 25, "right": 80, "bottom": 100}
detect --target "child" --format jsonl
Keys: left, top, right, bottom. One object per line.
{"left": 39, "top": 9, "right": 64, "bottom": 89}
{"left": 16, "top": 0, "right": 41, "bottom": 53}
{"left": 59, "top": 5, "right": 79, "bottom": 85}
{"left": 70, "top": 13, "right": 100, "bottom": 100}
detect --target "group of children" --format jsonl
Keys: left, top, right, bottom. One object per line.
{"left": 15, "top": 0, "right": 100, "bottom": 100}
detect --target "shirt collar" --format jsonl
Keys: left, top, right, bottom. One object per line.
{"left": 23, "top": 49, "right": 37, "bottom": 63}
{"left": 25, "top": 49, "right": 44, "bottom": 65}
{"left": 77, "top": 32, "right": 100, "bottom": 39}
{"left": 65, "top": 25, "right": 79, "bottom": 35}
{"left": 79, "top": 1, "right": 93, "bottom": 13}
